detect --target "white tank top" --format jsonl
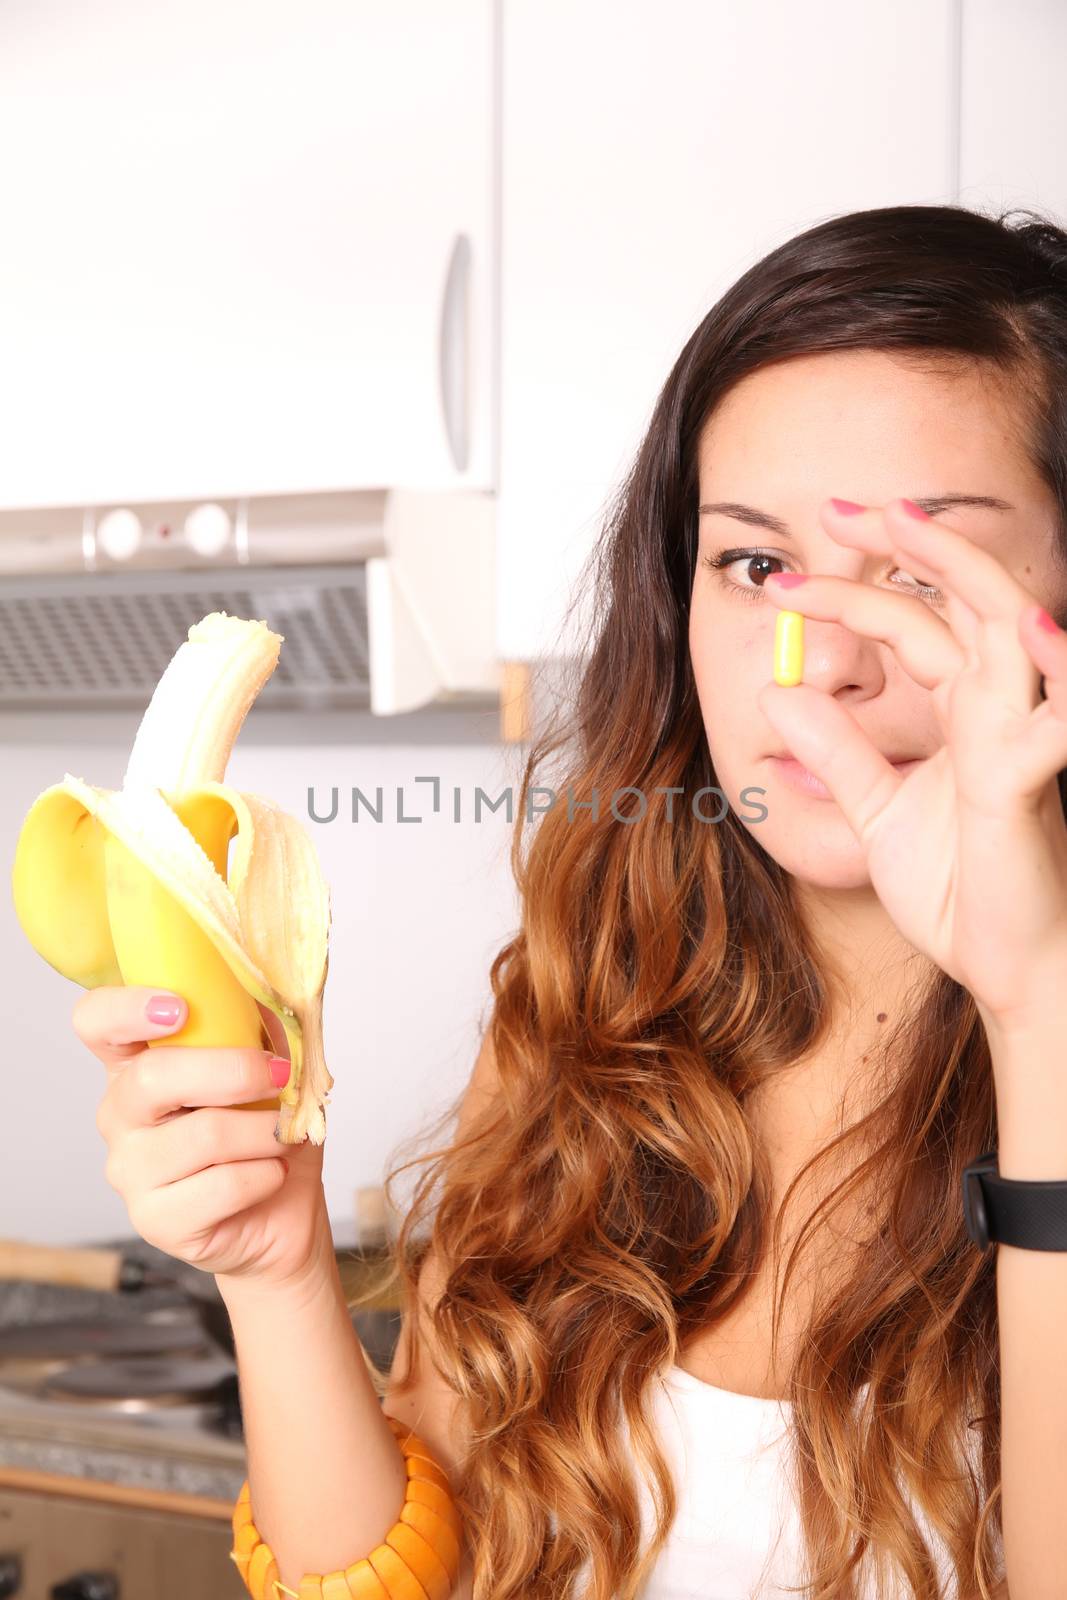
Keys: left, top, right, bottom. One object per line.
{"left": 567, "top": 1363, "right": 965, "bottom": 1599}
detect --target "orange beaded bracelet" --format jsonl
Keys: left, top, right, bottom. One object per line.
{"left": 229, "top": 1410, "right": 464, "bottom": 1600}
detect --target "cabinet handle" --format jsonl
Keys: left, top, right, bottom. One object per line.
{"left": 438, "top": 231, "right": 471, "bottom": 472}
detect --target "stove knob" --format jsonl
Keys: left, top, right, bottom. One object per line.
{"left": 49, "top": 1575, "right": 118, "bottom": 1600}
{"left": 0, "top": 1555, "right": 22, "bottom": 1597}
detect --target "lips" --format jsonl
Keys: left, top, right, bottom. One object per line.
{"left": 767, "top": 752, "right": 924, "bottom": 801}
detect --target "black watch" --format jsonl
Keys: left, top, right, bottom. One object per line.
{"left": 962, "top": 1148, "right": 1067, "bottom": 1251}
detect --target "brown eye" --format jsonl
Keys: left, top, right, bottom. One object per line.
{"left": 702, "top": 547, "right": 790, "bottom": 601}
{"left": 888, "top": 566, "right": 944, "bottom": 603}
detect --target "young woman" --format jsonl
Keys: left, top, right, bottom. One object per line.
{"left": 78, "top": 202, "right": 1067, "bottom": 1598}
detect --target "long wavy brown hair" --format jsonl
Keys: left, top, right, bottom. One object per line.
{"left": 349, "top": 203, "right": 1067, "bottom": 1600}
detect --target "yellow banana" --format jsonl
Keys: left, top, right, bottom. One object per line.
{"left": 10, "top": 611, "right": 333, "bottom": 1145}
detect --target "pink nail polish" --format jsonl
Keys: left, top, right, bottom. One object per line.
{"left": 829, "top": 498, "right": 866, "bottom": 515}
{"left": 1035, "top": 606, "right": 1061, "bottom": 634}
{"left": 146, "top": 994, "right": 184, "bottom": 1027}
{"left": 900, "top": 498, "right": 931, "bottom": 520}
{"left": 768, "top": 572, "right": 807, "bottom": 588}
{"left": 268, "top": 1055, "right": 291, "bottom": 1088}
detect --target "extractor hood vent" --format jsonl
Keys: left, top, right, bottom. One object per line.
{"left": 0, "top": 488, "right": 500, "bottom": 714}
{"left": 0, "top": 563, "right": 372, "bottom": 710}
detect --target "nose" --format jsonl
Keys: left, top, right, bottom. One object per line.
{"left": 798, "top": 617, "right": 890, "bottom": 697}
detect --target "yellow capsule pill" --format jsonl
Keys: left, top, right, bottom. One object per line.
{"left": 774, "top": 610, "right": 804, "bottom": 686}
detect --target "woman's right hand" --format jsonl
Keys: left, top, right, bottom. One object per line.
{"left": 74, "top": 984, "right": 329, "bottom": 1293}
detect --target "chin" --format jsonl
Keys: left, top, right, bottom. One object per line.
{"left": 740, "top": 817, "right": 875, "bottom": 890}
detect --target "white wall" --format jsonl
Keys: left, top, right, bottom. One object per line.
{"left": 2, "top": 702, "right": 532, "bottom": 1245}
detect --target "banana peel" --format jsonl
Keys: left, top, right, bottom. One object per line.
{"left": 10, "top": 612, "right": 333, "bottom": 1146}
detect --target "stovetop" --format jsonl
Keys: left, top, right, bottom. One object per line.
{"left": 0, "top": 1248, "right": 247, "bottom": 1483}
{"left": 0, "top": 1301, "right": 244, "bottom": 1441}
{"left": 0, "top": 1228, "right": 400, "bottom": 1492}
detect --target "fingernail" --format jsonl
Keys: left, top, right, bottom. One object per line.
{"left": 829, "top": 498, "right": 866, "bottom": 515}
{"left": 1035, "top": 606, "right": 1061, "bottom": 634}
{"left": 768, "top": 572, "right": 807, "bottom": 588}
{"left": 145, "top": 994, "right": 185, "bottom": 1027}
{"left": 268, "top": 1055, "right": 291, "bottom": 1088}
{"left": 900, "top": 498, "right": 931, "bottom": 520}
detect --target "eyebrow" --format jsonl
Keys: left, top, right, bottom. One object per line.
{"left": 697, "top": 494, "right": 1015, "bottom": 537}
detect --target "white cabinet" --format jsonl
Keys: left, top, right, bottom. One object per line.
{"left": 0, "top": 0, "right": 496, "bottom": 508}
{"left": 958, "top": 0, "right": 1067, "bottom": 224}
{"left": 496, "top": 0, "right": 957, "bottom": 662}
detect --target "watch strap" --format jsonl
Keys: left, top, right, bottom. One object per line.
{"left": 963, "top": 1147, "right": 1067, "bottom": 1251}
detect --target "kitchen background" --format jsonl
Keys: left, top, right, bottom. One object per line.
{"left": 1, "top": 1, "right": 1064, "bottom": 1594}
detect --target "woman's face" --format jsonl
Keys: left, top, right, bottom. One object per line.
{"left": 689, "top": 348, "right": 1066, "bottom": 889}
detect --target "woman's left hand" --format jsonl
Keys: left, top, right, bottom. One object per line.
{"left": 757, "top": 496, "right": 1067, "bottom": 1039}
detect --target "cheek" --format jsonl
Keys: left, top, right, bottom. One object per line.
{"left": 689, "top": 621, "right": 722, "bottom": 708}
{"left": 691, "top": 612, "right": 763, "bottom": 674}
{"left": 690, "top": 624, "right": 766, "bottom": 738}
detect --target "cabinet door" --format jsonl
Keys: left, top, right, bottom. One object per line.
{"left": 0, "top": 0, "right": 495, "bottom": 508}
{"left": 497, "top": 0, "right": 956, "bottom": 661}
{"left": 958, "top": 0, "right": 1067, "bottom": 224}
{"left": 0, "top": 1482, "right": 243, "bottom": 1597}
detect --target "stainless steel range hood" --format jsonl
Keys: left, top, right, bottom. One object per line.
{"left": 0, "top": 488, "right": 499, "bottom": 714}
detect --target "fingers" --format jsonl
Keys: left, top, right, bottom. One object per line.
{"left": 105, "top": 1106, "right": 286, "bottom": 1197}
{"left": 822, "top": 497, "right": 1043, "bottom": 716}
{"left": 764, "top": 568, "right": 963, "bottom": 690}
{"left": 128, "top": 1156, "right": 289, "bottom": 1265}
{"left": 72, "top": 986, "right": 189, "bottom": 1074}
{"left": 108, "top": 1043, "right": 285, "bottom": 1131}
{"left": 881, "top": 498, "right": 1032, "bottom": 625}
{"left": 757, "top": 679, "right": 918, "bottom": 844}
{"left": 1010, "top": 606, "right": 1067, "bottom": 801}
{"left": 821, "top": 496, "right": 984, "bottom": 662}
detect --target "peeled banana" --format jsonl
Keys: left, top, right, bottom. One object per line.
{"left": 10, "top": 611, "right": 333, "bottom": 1145}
